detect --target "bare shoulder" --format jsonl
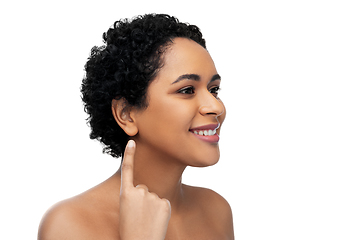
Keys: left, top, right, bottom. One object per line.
{"left": 183, "top": 184, "right": 232, "bottom": 214}
{"left": 38, "top": 197, "right": 94, "bottom": 240}
{"left": 183, "top": 184, "right": 234, "bottom": 239}
{"left": 38, "top": 185, "right": 119, "bottom": 240}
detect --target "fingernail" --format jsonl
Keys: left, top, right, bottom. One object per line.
{"left": 127, "top": 140, "right": 135, "bottom": 148}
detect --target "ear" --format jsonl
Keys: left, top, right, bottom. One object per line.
{"left": 111, "top": 98, "right": 138, "bottom": 136}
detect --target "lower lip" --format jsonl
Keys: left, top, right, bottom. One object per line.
{"left": 191, "top": 132, "right": 220, "bottom": 143}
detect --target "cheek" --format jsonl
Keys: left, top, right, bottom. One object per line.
{"left": 135, "top": 96, "right": 221, "bottom": 167}
{"left": 156, "top": 100, "right": 193, "bottom": 126}
{"left": 136, "top": 98, "right": 195, "bottom": 143}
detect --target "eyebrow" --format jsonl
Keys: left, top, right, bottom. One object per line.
{"left": 171, "top": 73, "right": 221, "bottom": 85}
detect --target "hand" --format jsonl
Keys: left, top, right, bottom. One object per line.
{"left": 118, "top": 140, "right": 171, "bottom": 240}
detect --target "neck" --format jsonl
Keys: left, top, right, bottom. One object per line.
{"left": 117, "top": 140, "right": 187, "bottom": 210}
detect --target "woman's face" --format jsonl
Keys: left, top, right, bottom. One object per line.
{"left": 132, "top": 38, "right": 226, "bottom": 167}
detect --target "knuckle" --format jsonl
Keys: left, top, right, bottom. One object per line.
{"left": 137, "top": 187, "right": 147, "bottom": 196}
{"left": 161, "top": 199, "right": 171, "bottom": 212}
{"left": 135, "top": 184, "right": 149, "bottom": 192}
{"left": 121, "top": 163, "right": 133, "bottom": 171}
{"left": 149, "top": 192, "right": 159, "bottom": 199}
{"left": 119, "top": 189, "right": 131, "bottom": 201}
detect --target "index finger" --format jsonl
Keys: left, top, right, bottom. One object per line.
{"left": 120, "top": 140, "right": 136, "bottom": 189}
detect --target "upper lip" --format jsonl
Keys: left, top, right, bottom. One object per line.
{"left": 189, "top": 123, "right": 220, "bottom": 131}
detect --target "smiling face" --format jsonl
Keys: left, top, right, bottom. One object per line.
{"left": 131, "top": 38, "right": 226, "bottom": 167}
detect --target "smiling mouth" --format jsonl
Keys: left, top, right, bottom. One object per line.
{"left": 189, "top": 124, "right": 220, "bottom": 143}
{"left": 192, "top": 129, "right": 217, "bottom": 136}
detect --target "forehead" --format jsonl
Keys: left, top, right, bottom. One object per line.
{"left": 156, "top": 38, "right": 217, "bottom": 82}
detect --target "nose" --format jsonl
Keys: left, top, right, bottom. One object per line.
{"left": 198, "top": 90, "right": 225, "bottom": 118}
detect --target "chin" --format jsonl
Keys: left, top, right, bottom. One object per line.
{"left": 188, "top": 154, "right": 220, "bottom": 168}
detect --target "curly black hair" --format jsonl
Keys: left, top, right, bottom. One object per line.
{"left": 81, "top": 14, "right": 206, "bottom": 158}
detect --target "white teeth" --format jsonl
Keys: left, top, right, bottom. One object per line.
{"left": 192, "top": 129, "right": 216, "bottom": 136}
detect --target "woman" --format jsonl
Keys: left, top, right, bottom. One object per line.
{"left": 38, "top": 14, "right": 234, "bottom": 239}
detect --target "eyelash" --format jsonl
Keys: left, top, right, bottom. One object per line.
{"left": 177, "top": 86, "right": 221, "bottom": 97}
{"left": 210, "top": 86, "right": 221, "bottom": 96}
{"left": 178, "top": 86, "right": 195, "bottom": 95}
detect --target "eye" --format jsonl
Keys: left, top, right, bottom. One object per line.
{"left": 209, "top": 86, "right": 221, "bottom": 97}
{"left": 178, "top": 86, "right": 195, "bottom": 95}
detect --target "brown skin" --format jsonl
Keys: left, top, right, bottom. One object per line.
{"left": 38, "top": 38, "right": 234, "bottom": 240}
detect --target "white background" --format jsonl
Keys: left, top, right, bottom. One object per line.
{"left": 1, "top": 0, "right": 359, "bottom": 239}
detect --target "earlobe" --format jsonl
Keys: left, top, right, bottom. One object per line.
{"left": 111, "top": 99, "right": 138, "bottom": 136}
